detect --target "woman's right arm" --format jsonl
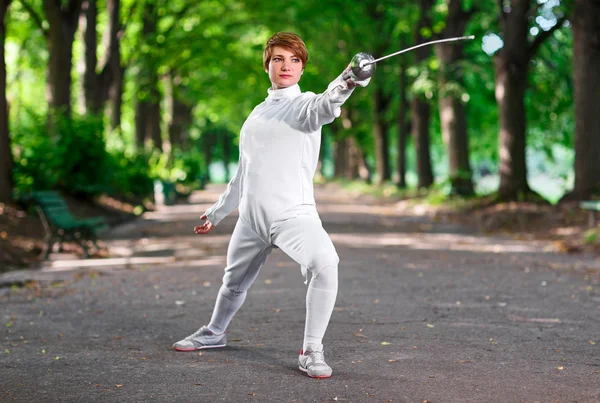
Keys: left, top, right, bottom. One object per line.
{"left": 203, "top": 137, "right": 244, "bottom": 227}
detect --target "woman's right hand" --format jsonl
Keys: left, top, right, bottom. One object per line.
{"left": 194, "top": 214, "right": 215, "bottom": 234}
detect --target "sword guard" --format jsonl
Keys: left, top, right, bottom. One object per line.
{"left": 343, "top": 53, "right": 376, "bottom": 82}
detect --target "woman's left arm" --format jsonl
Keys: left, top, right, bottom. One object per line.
{"left": 295, "top": 67, "right": 370, "bottom": 132}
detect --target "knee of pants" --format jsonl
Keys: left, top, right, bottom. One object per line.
{"left": 308, "top": 251, "right": 339, "bottom": 277}
{"left": 219, "top": 284, "right": 246, "bottom": 299}
{"left": 310, "top": 264, "right": 338, "bottom": 290}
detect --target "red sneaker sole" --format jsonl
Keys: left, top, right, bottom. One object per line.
{"left": 173, "top": 344, "right": 226, "bottom": 352}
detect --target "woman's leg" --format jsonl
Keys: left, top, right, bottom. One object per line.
{"left": 208, "top": 219, "right": 272, "bottom": 334}
{"left": 271, "top": 214, "right": 339, "bottom": 351}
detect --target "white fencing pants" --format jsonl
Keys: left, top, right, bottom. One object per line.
{"left": 207, "top": 214, "right": 339, "bottom": 350}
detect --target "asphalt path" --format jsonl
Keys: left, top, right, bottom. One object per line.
{"left": 1, "top": 184, "right": 599, "bottom": 403}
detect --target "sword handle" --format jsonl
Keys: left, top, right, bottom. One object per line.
{"left": 342, "top": 52, "right": 377, "bottom": 82}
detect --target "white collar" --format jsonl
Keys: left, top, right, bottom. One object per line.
{"left": 266, "top": 84, "right": 301, "bottom": 101}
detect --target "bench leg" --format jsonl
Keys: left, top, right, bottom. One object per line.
{"left": 74, "top": 234, "right": 91, "bottom": 258}
{"left": 589, "top": 211, "right": 597, "bottom": 228}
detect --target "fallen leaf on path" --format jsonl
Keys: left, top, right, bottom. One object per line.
{"left": 589, "top": 340, "right": 596, "bottom": 345}
{"left": 231, "top": 338, "right": 242, "bottom": 342}
{"left": 374, "top": 299, "right": 380, "bottom": 304}
{"left": 556, "top": 366, "right": 565, "bottom": 370}
{"left": 255, "top": 343, "right": 265, "bottom": 347}
{"left": 388, "top": 359, "right": 396, "bottom": 363}
{"left": 381, "top": 342, "right": 391, "bottom": 346}
{"left": 115, "top": 384, "right": 123, "bottom": 388}
{"left": 456, "top": 360, "right": 472, "bottom": 364}
{"left": 426, "top": 324, "right": 434, "bottom": 328}
{"left": 248, "top": 392, "right": 256, "bottom": 396}
{"left": 354, "top": 333, "right": 368, "bottom": 338}
{"left": 264, "top": 279, "right": 272, "bottom": 285}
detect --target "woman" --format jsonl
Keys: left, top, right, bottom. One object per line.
{"left": 173, "top": 32, "right": 370, "bottom": 379}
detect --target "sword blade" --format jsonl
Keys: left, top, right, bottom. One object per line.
{"left": 363, "top": 35, "right": 475, "bottom": 66}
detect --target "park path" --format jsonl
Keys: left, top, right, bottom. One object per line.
{"left": 1, "top": 183, "right": 599, "bottom": 403}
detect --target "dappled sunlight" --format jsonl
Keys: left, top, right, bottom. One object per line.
{"left": 41, "top": 255, "right": 226, "bottom": 272}
{"left": 330, "top": 232, "right": 551, "bottom": 253}
{"left": 142, "top": 204, "right": 215, "bottom": 222}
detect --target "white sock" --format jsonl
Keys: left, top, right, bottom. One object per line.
{"left": 303, "top": 265, "right": 338, "bottom": 352}
{"left": 207, "top": 285, "right": 247, "bottom": 334}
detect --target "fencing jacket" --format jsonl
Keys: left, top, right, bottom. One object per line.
{"left": 205, "top": 73, "right": 363, "bottom": 241}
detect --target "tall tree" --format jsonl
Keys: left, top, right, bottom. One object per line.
{"left": 168, "top": 72, "right": 194, "bottom": 151}
{"left": 435, "top": 0, "right": 475, "bottom": 196}
{"left": 0, "top": 0, "right": 12, "bottom": 202}
{"left": 369, "top": 3, "right": 392, "bottom": 184}
{"left": 43, "top": 0, "right": 83, "bottom": 118}
{"left": 134, "top": 1, "right": 161, "bottom": 150}
{"left": 396, "top": 57, "right": 409, "bottom": 189}
{"left": 412, "top": 0, "right": 435, "bottom": 189}
{"left": 81, "top": 0, "right": 121, "bottom": 115}
{"left": 568, "top": 0, "right": 600, "bottom": 199}
{"left": 494, "top": 0, "right": 568, "bottom": 200}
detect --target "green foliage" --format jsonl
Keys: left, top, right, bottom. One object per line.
{"left": 147, "top": 148, "right": 206, "bottom": 187}
{"left": 2, "top": 0, "right": 581, "bottom": 204}
{"left": 105, "top": 149, "right": 154, "bottom": 198}
{"left": 11, "top": 110, "right": 155, "bottom": 198}
{"left": 584, "top": 228, "right": 598, "bottom": 244}
{"left": 12, "top": 111, "right": 109, "bottom": 196}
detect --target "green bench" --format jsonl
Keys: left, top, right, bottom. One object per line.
{"left": 30, "top": 191, "right": 107, "bottom": 259}
{"left": 580, "top": 201, "right": 600, "bottom": 228}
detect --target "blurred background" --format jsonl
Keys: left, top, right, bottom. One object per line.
{"left": 0, "top": 0, "right": 598, "bottom": 266}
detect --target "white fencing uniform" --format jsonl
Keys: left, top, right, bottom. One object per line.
{"left": 203, "top": 73, "right": 367, "bottom": 348}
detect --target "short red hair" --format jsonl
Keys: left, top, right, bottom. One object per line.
{"left": 263, "top": 32, "right": 309, "bottom": 70}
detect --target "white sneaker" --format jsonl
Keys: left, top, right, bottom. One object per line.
{"left": 298, "top": 344, "right": 332, "bottom": 378}
{"left": 172, "top": 326, "right": 227, "bottom": 351}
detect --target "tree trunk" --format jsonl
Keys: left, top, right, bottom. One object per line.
{"left": 148, "top": 96, "right": 162, "bottom": 150}
{"left": 348, "top": 136, "right": 368, "bottom": 180}
{"left": 411, "top": 98, "right": 434, "bottom": 188}
{"left": 135, "top": 84, "right": 162, "bottom": 151}
{"left": 570, "top": 0, "right": 600, "bottom": 199}
{"left": 222, "top": 132, "right": 231, "bottom": 182}
{"left": 494, "top": 1, "right": 530, "bottom": 200}
{"left": 202, "top": 132, "right": 214, "bottom": 182}
{"left": 333, "top": 136, "right": 349, "bottom": 178}
{"left": 109, "top": 64, "right": 124, "bottom": 130}
{"left": 0, "top": 0, "right": 13, "bottom": 202}
{"left": 168, "top": 75, "right": 193, "bottom": 151}
{"left": 134, "top": 4, "right": 161, "bottom": 150}
{"left": 81, "top": 0, "right": 98, "bottom": 113}
{"left": 412, "top": 0, "right": 435, "bottom": 189}
{"left": 134, "top": 99, "right": 148, "bottom": 148}
{"left": 44, "top": 0, "right": 82, "bottom": 119}
{"left": 372, "top": 83, "right": 391, "bottom": 184}
{"left": 435, "top": 0, "right": 474, "bottom": 196}
{"left": 82, "top": 0, "right": 120, "bottom": 115}
{"left": 494, "top": 0, "right": 568, "bottom": 200}
{"left": 396, "top": 62, "right": 409, "bottom": 189}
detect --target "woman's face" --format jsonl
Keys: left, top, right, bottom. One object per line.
{"left": 266, "top": 46, "right": 303, "bottom": 90}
